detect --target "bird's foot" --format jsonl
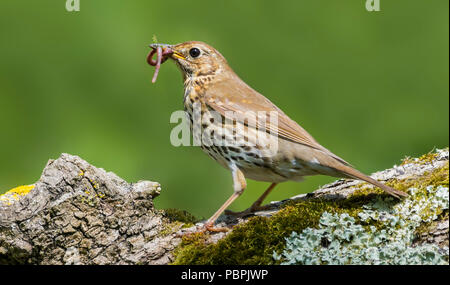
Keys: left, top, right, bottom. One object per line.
{"left": 175, "top": 222, "right": 229, "bottom": 238}
{"left": 203, "top": 222, "right": 230, "bottom": 233}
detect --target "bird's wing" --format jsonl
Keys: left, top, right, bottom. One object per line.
{"left": 203, "top": 76, "right": 350, "bottom": 166}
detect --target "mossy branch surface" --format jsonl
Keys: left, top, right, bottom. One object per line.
{"left": 172, "top": 148, "right": 449, "bottom": 265}
{"left": 1, "top": 149, "right": 448, "bottom": 265}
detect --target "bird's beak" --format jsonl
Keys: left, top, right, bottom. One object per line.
{"left": 149, "top": 43, "right": 186, "bottom": 60}
{"left": 171, "top": 50, "right": 186, "bottom": 60}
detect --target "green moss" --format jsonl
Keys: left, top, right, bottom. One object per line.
{"left": 157, "top": 208, "right": 200, "bottom": 237}
{"left": 163, "top": 208, "right": 198, "bottom": 225}
{"left": 172, "top": 152, "right": 448, "bottom": 265}
{"left": 172, "top": 197, "right": 385, "bottom": 265}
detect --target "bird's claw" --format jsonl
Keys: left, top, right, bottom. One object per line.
{"left": 203, "top": 222, "right": 230, "bottom": 233}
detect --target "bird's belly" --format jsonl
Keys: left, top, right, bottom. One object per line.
{"left": 238, "top": 157, "right": 313, "bottom": 183}
{"left": 198, "top": 130, "right": 313, "bottom": 183}
{"left": 186, "top": 108, "right": 338, "bottom": 183}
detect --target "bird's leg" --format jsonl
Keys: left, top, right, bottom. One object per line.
{"left": 225, "top": 183, "right": 278, "bottom": 216}
{"left": 203, "top": 167, "right": 247, "bottom": 232}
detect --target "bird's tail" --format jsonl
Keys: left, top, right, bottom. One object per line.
{"left": 340, "top": 165, "right": 408, "bottom": 198}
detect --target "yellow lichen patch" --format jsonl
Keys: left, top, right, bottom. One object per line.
{"left": 401, "top": 148, "right": 447, "bottom": 166}
{"left": 0, "top": 184, "right": 35, "bottom": 205}
{"left": 3, "top": 184, "right": 35, "bottom": 197}
{"left": 386, "top": 162, "right": 449, "bottom": 193}
{"left": 88, "top": 178, "right": 99, "bottom": 189}
{"left": 5, "top": 184, "right": 34, "bottom": 196}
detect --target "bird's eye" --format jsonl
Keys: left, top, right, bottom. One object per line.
{"left": 189, "top": 48, "right": 201, "bottom": 58}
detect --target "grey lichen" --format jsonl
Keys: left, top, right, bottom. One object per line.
{"left": 273, "top": 185, "right": 449, "bottom": 265}
{"left": 174, "top": 148, "right": 448, "bottom": 265}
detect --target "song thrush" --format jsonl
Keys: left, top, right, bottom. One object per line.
{"left": 147, "top": 41, "right": 408, "bottom": 232}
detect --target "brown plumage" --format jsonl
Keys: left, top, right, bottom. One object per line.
{"left": 147, "top": 41, "right": 407, "bottom": 232}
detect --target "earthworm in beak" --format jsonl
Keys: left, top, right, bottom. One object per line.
{"left": 147, "top": 44, "right": 173, "bottom": 83}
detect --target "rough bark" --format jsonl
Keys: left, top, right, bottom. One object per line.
{"left": 0, "top": 154, "right": 177, "bottom": 265}
{"left": 0, "top": 149, "right": 448, "bottom": 264}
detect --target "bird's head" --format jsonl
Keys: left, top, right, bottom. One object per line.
{"left": 149, "top": 41, "right": 229, "bottom": 81}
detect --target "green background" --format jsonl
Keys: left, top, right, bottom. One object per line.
{"left": 0, "top": 0, "right": 448, "bottom": 219}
